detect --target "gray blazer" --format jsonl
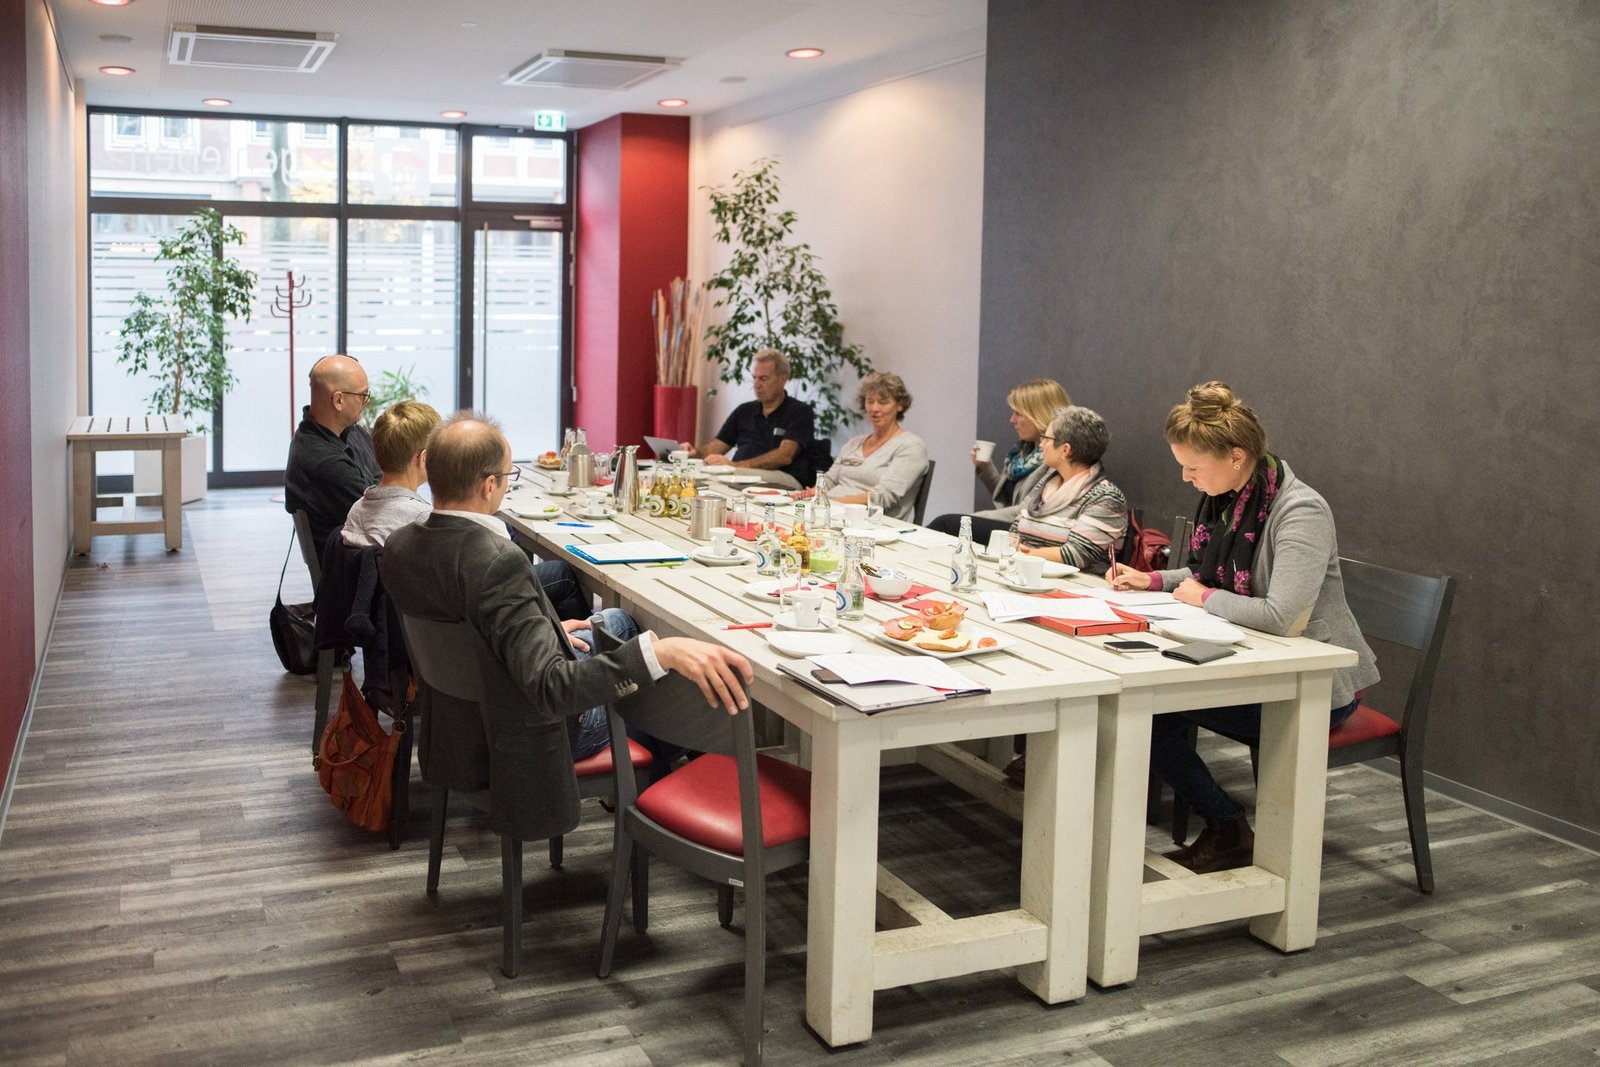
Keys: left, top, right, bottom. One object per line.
{"left": 382, "top": 514, "right": 653, "bottom": 840}
{"left": 1156, "top": 461, "right": 1379, "bottom": 709}
{"left": 975, "top": 459, "right": 1052, "bottom": 517}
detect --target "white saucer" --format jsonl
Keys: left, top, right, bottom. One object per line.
{"left": 1041, "top": 561, "right": 1079, "bottom": 578}
{"left": 773, "top": 610, "right": 839, "bottom": 632}
{"left": 509, "top": 504, "right": 564, "bottom": 518}
{"left": 703, "top": 464, "right": 737, "bottom": 475}
{"left": 744, "top": 486, "right": 790, "bottom": 499}
{"left": 1155, "top": 618, "right": 1247, "bottom": 645}
{"left": 1002, "top": 578, "right": 1055, "bottom": 593}
{"left": 576, "top": 508, "right": 616, "bottom": 520}
{"left": 690, "top": 547, "right": 751, "bottom": 567}
{"left": 542, "top": 487, "right": 576, "bottom": 497}
{"left": 765, "top": 630, "right": 852, "bottom": 657}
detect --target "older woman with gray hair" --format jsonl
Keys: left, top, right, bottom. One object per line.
{"left": 799, "top": 371, "right": 929, "bottom": 521}
{"left": 1012, "top": 406, "right": 1128, "bottom": 574}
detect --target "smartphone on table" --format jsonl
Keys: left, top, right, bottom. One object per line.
{"left": 1104, "top": 639, "right": 1159, "bottom": 655}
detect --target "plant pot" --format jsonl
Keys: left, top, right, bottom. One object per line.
{"left": 653, "top": 385, "right": 698, "bottom": 444}
{"left": 133, "top": 433, "right": 208, "bottom": 503}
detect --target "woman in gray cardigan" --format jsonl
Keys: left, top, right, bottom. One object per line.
{"left": 1111, "top": 381, "right": 1379, "bottom": 874}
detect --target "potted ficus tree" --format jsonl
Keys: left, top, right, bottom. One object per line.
{"left": 702, "top": 158, "right": 873, "bottom": 439}
{"left": 118, "top": 208, "right": 257, "bottom": 502}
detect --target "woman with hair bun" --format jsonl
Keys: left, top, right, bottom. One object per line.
{"left": 1110, "top": 381, "right": 1379, "bottom": 873}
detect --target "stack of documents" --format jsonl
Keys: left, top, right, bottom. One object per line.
{"left": 565, "top": 540, "right": 688, "bottom": 564}
{"left": 981, "top": 591, "right": 1124, "bottom": 623}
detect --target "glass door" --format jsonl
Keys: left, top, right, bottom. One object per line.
{"left": 466, "top": 221, "right": 567, "bottom": 459}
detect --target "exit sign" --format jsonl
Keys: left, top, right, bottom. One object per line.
{"left": 534, "top": 110, "right": 567, "bottom": 132}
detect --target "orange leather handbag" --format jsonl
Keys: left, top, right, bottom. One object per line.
{"left": 317, "top": 670, "right": 404, "bottom": 832}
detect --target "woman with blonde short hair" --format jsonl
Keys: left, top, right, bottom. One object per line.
{"left": 341, "top": 399, "right": 441, "bottom": 547}
{"left": 800, "top": 372, "right": 929, "bottom": 521}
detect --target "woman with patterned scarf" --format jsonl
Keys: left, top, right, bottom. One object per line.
{"left": 926, "top": 378, "right": 1070, "bottom": 535}
{"left": 1110, "top": 382, "right": 1379, "bottom": 873}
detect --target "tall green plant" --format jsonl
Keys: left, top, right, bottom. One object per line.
{"left": 361, "top": 364, "right": 431, "bottom": 429}
{"left": 703, "top": 159, "right": 872, "bottom": 437}
{"left": 117, "top": 208, "right": 258, "bottom": 426}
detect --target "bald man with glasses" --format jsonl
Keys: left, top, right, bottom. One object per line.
{"left": 285, "top": 354, "right": 382, "bottom": 567}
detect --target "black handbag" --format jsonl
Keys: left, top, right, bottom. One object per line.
{"left": 270, "top": 531, "right": 318, "bottom": 675}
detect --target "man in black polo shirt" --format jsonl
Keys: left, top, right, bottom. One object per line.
{"left": 682, "top": 348, "right": 816, "bottom": 488}
{"left": 285, "top": 354, "right": 380, "bottom": 568}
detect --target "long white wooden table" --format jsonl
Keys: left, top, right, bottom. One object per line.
{"left": 503, "top": 469, "right": 1355, "bottom": 1029}
{"left": 67, "top": 415, "right": 186, "bottom": 554}
{"left": 499, "top": 476, "right": 1120, "bottom": 1046}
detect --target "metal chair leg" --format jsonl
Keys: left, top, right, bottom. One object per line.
{"left": 426, "top": 787, "right": 448, "bottom": 894}
{"left": 501, "top": 835, "right": 523, "bottom": 978}
{"left": 718, "top": 883, "right": 736, "bottom": 929}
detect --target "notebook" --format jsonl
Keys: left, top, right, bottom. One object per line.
{"left": 564, "top": 540, "right": 688, "bottom": 565}
{"left": 775, "top": 659, "right": 989, "bottom": 714}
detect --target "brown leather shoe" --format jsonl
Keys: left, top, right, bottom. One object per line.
{"left": 1168, "top": 816, "right": 1254, "bottom": 873}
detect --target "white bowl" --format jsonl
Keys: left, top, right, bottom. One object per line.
{"left": 867, "top": 572, "right": 914, "bottom": 599}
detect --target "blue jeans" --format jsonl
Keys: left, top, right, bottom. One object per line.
{"left": 568, "top": 608, "right": 637, "bottom": 761}
{"left": 1150, "top": 699, "right": 1358, "bottom": 821}
{"left": 535, "top": 558, "right": 594, "bottom": 621}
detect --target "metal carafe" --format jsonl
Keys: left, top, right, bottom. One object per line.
{"left": 688, "top": 494, "right": 728, "bottom": 540}
{"left": 612, "top": 445, "right": 640, "bottom": 513}
{"left": 567, "top": 429, "right": 594, "bottom": 488}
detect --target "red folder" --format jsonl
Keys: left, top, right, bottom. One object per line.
{"left": 1026, "top": 590, "right": 1150, "bottom": 637}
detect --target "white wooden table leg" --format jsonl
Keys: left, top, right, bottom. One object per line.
{"left": 161, "top": 441, "right": 182, "bottom": 551}
{"left": 72, "top": 445, "right": 93, "bottom": 555}
{"left": 805, "top": 716, "right": 880, "bottom": 1047}
{"left": 1087, "top": 690, "right": 1153, "bottom": 987}
{"left": 1015, "top": 696, "right": 1095, "bottom": 1003}
{"left": 1249, "top": 670, "right": 1333, "bottom": 951}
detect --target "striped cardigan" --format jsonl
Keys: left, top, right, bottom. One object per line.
{"left": 1011, "top": 463, "right": 1128, "bottom": 574}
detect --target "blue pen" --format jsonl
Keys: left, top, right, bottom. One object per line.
{"left": 555, "top": 521, "right": 593, "bottom": 528}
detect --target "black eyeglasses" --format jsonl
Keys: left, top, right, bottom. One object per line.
{"left": 338, "top": 390, "right": 372, "bottom": 405}
{"left": 1039, "top": 435, "right": 1057, "bottom": 444}
{"left": 486, "top": 467, "right": 521, "bottom": 482}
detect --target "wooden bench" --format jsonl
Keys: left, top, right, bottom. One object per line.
{"left": 68, "top": 415, "right": 187, "bottom": 554}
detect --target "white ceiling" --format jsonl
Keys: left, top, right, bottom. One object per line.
{"left": 52, "top": 0, "right": 987, "bottom": 127}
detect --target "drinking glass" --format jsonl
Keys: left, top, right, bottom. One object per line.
{"left": 865, "top": 489, "right": 884, "bottom": 526}
{"left": 809, "top": 528, "right": 841, "bottom": 579}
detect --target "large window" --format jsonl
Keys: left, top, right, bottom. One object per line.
{"left": 87, "top": 110, "right": 572, "bottom": 485}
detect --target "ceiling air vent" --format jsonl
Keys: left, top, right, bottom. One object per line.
{"left": 168, "top": 24, "right": 338, "bottom": 74}
{"left": 503, "top": 49, "right": 681, "bottom": 91}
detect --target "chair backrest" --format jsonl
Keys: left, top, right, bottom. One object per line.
{"left": 292, "top": 509, "right": 322, "bottom": 590}
{"left": 592, "top": 625, "right": 763, "bottom": 851}
{"left": 395, "top": 613, "right": 486, "bottom": 705}
{"left": 910, "top": 459, "right": 936, "bottom": 526}
{"left": 1338, "top": 557, "right": 1455, "bottom": 732}
{"left": 1168, "top": 513, "right": 1194, "bottom": 569}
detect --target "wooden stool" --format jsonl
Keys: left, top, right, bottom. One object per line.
{"left": 68, "top": 415, "right": 186, "bottom": 554}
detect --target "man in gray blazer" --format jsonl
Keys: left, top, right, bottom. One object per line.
{"left": 383, "top": 413, "right": 752, "bottom": 841}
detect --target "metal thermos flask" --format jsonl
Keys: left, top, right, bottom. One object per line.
{"left": 688, "top": 494, "right": 727, "bottom": 540}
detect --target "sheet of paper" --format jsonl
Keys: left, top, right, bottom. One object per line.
{"left": 808, "top": 653, "right": 980, "bottom": 691}
{"left": 1074, "top": 588, "right": 1178, "bottom": 606}
{"left": 1118, "top": 601, "right": 1210, "bottom": 621}
{"left": 981, "top": 591, "right": 1123, "bottom": 623}
{"left": 529, "top": 520, "right": 622, "bottom": 538}
{"left": 569, "top": 539, "right": 686, "bottom": 563}
{"left": 898, "top": 528, "right": 956, "bottom": 548}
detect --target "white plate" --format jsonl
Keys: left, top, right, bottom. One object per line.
{"left": 741, "top": 578, "right": 806, "bottom": 602}
{"left": 765, "top": 630, "right": 852, "bottom": 657}
{"left": 690, "top": 546, "right": 752, "bottom": 567}
{"left": 711, "top": 473, "right": 764, "bottom": 485}
{"left": 1041, "top": 561, "right": 1079, "bottom": 578}
{"left": 1154, "top": 618, "right": 1248, "bottom": 645}
{"left": 867, "top": 625, "right": 1012, "bottom": 660}
{"left": 508, "top": 503, "right": 564, "bottom": 518}
{"left": 743, "top": 486, "right": 790, "bottom": 499}
{"left": 841, "top": 525, "right": 899, "bottom": 545}
{"left": 703, "top": 464, "right": 737, "bottom": 475}
{"left": 773, "top": 610, "right": 840, "bottom": 632}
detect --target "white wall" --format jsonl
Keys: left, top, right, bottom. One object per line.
{"left": 691, "top": 30, "right": 985, "bottom": 521}
{"left": 27, "top": 0, "right": 79, "bottom": 655}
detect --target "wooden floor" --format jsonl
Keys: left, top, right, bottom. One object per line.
{"left": 3, "top": 489, "right": 1598, "bottom": 1066}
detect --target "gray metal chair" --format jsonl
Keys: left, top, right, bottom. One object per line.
{"left": 592, "top": 624, "right": 810, "bottom": 1067}
{"left": 910, "top": 458, "right": 936, "bottom": 526}
{"left": 397, "top": 611, "right": 652, "bottom": 976}
{"left": 1168, "top": 558, "right": 1455, "bottom": 893}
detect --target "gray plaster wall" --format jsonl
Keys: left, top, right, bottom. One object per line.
{"left": 979, "top": 1, "right": 1600, "bottom": 832}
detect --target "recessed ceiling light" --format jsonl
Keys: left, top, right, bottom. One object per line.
{"left": 202, "top": 98, "right": 231, "bottom": 107}
{"left": 91, "top": 0, "right": 133, "bottom": 6}
{"left": 99, "top": 65, "right": 135, "bottom": 76}
{"left": 657, "top": 98, "right": 688, "bottom": 108}
{"left": 99, "top": 33, "right": 132, "bottom": 43}
{"left": 440, "top": 109, "right": 466, "bottom": 119}
{"left": 786, "top": 47, "right": 824, "bottom": 60}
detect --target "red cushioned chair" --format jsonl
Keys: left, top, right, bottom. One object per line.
{"left": 1170, "top": 557, "right": 1455, "bottom": 894}
{"left": 399, "top": 613, "right": 654, "bottom": 978}
{"left": 590, "top": 624, "right": 810, "bottom": 1067}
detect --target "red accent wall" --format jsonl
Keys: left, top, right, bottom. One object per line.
{"left": 0, "top": 0, "right": 38, "bottom": 792}
{"left": 574, "top": 114, "right": 689, "bottom": 452}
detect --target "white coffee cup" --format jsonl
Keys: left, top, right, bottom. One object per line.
{"left": 548, "top": 470, "right": 569, "bottom": 493}
{"left": 709, "top": 527, "right": 736, "bottom": 557}
{"left": 1017, "top": 554, "right": 1046, "bottom": 586}
{"left": 791, "top": 588, "right": 824, "bottom": 629}
{"left": 973, "top": 439, "right": 996, "bottom": 463}
{"left": 986, "top": 529, "right": 1011, "bottom": 556}
{"left": 584, "top": 489, "right": 610, "bottom": 514}
{"left": 669, "top": 449, "right": 690, "bottom": 464}
{"left": 843, "top": 503, "right": 868, "bottom": 527}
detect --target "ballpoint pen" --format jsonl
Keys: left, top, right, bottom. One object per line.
{"left": 554, "top": 522, "right": 593, "bottom": 527}
{"left": 725, "top": 621, "right": 774, "bottom": 630}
